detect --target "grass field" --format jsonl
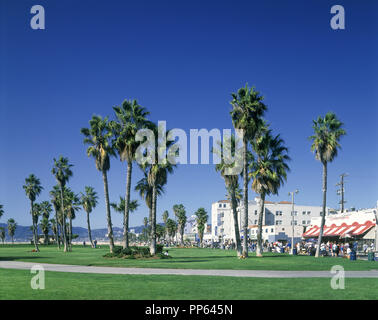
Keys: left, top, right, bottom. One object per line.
{"left": 0, "top": 244, "right": 377, "bottom": 271}
{"left": 1, "top": 268, "right": 378, "bottom": 300}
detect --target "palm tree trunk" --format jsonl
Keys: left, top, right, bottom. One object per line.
{"left": 59, "top": 186, "right": 69, "bottom": 252}
{"left": 31, "top": 200, "right": 39, "bottom": 252}
{"left": 230, "top": 188, "right": 242, "bottom": 257}
{"left": 86, "top": 211, "right": 94, "bottom": 248}
{"left": 69, "top": 217, "right": 73, "bottom": 250}
{"left": 102, "top": 170, "right": 115, "bottom": 253}
{"left": 242, "top": 138, "right": 249, "bottom": 257}
{"left": 256, "top": 194, "right": 265, "bottom": 257}
{"left": 150, "top": 184, "right": 157, "bottom": 255}
{"left": 123, "top": 161, "right": 132, "bottom": 249}
{"left": 55, "top": 209, "right": 61, "bottom": 249}
{"left": 316, "top": 162, "right": 327, "bottom": 258}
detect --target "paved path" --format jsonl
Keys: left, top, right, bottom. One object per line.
{"left": 1, "top": 261, "right": 378, "bottom": 278}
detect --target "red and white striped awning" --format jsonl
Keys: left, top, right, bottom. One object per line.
{"left": 303, "top": 221, "right": 375, "bottom": 238}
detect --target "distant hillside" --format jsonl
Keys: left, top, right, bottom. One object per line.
{"left": 0, "top": 223, "right": 158, "bottom": 242}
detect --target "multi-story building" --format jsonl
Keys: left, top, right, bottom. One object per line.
{"left": 211, "top": 199, "right": 326, "bottom": 244}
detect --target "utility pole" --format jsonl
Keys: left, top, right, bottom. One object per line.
{"left": 336, "top": 173, "right": 348, "bottom": 212}
{"left": 288, "top": 190, "right": 299, "bottom": 254}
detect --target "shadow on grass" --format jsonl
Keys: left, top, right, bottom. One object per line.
{"left": 0, "top": 256, "right": 46, "bottom": 261}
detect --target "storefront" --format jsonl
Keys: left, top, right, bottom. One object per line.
{"left": 302, "top": 209, "right": 377, "bottom": 251}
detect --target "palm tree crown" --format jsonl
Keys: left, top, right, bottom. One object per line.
{"left": 23, "top": 174, "right": 43, "bottom": 203}
{"left": 81, "top": 115, "right": 115, "bottom": 172}
{"left": 250, "top": 129, "right": 290, "bottom": 196}
{"left": 309, "top": 112, "right": 346, "bottom": 164}
{"left": 80, "top": 186, "right": 98, "bottom": 214}
{"left": 52, "top": 156, "right": 73, "bottom": 187}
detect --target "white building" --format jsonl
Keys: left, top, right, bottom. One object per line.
{"left": 211, "top": 199, "right": 325, "bottom": 244}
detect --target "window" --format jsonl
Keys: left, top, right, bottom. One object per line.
{"left": 276, "top": 211, "right": 282, "bottom": 216}
{"left": 254, "top": 220, "right": 257, "bottom": 224}
{"left": 271, "top": 228, "right": 274, "bottom": 232}
{"left": 302, "top": 220, "right": 306, "bottom": 225}
{"left": 307, "top": 220, "right": 311, "bottom": 224}
{"left": 223, "top": 204, "right": 226, "bottom": 208}
{"left": 307, "top": 211, "right": 311, "bottom": 215}
{"left": 275, "top": 220, "right": 282, "bottom": 225}
{"left": 255, "top": 210, "right": 257, "bottom": 215}
{"left": 302, "top": 211, "right": 306, "bottom": 215}
{"left": 265, "top": 229, "right": 268, "bottom": 233}
{"left": 220, "top": 228, "right": 224, "bottom": 233}
{"left": 291, "top": 211, "right": 298, "bottom": 216}
{"left": 219, "top": 204, "right": 222, "bottom": 208}
{"left": 291, "top": 220, "right": 298, "bottom": 225}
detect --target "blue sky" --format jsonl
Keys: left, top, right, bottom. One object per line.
{"left": 0, "top": 0, "right": 377, "bottom": 229}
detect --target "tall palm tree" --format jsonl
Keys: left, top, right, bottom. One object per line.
{"left": 309, "top": 112, "right": 346, "bottom": 257}
{"left": 139, "top": 125, "right": 175, "bottom": 255}
{"left": 23, "top": 174, "right": 43, "bottom": 252}
{"left": 111, "top": 99, "right": 151, "bottom": 249}
{"left": 39, "top": 201, "right": 52, "bottom": 245}
{"left": 81, "top": 115, "right": 116, "bottom": 253}
{"left": 80, "top": 186, "right": 98, "bottom": 248}
{"left": 173, "top": 204, "right": 187, "bottom": 246}
{"left": 7, "top": 218, "right": 17, "bottom": 244}
{"left": 213, "top": 134, "right": 243, "bottom": 256}
{"left": 195, "top": 208, "right": 208, "bottom": 247}
{"left": 230, "top": 84, "right": 267, "bottom": 256}
{"left": 52, "top": 156, "right": 73, "bottom": 252}
{"left": 50, "top": 185, "right": 62, "bottom": 249}
{"left": 250, "top": 128, "right": 290, "bottom": 257}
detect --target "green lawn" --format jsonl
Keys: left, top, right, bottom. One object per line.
{"left": 0, "top": 244, "right": 377, "bottom": 271}
{"left": 1, "top": 268, "right": 378, "bottom": 300}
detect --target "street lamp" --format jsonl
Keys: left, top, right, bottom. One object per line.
{"left": 288, "top": 189, "right": 299, "bottom": 254}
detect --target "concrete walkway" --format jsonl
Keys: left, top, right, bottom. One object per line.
{"left": 1, "top": 261, "right": 378, "bottom": 278}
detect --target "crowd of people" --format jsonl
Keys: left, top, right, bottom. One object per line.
{"left": 200, "top": 238, "right": 375, "bottom": 258}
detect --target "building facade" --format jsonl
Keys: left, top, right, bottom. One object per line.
{"left": 211, "top": 199, "right": 326, "bottom": 244}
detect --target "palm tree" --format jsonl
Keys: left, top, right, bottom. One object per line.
{"left": 64, "top": 188, "right": 81, "bottom": 249}
{"left": 135, "top": 171, "right": 164, "bottom": 225}
{"left": 23, "top": 174, "right": 43, "bottom": 252}
{"left": 39, "top": 201, "right": 52, "bottom": 245}
{"left": 250, "top": 128, "right": 290, "bottom": 257}
{"left": 309, "top": 112, "right": 346, "bottom": 257}
{"left": 111, "top": 197, "right": 139, "bottom": 245}
{"left": 166, "top": 218, "right": 177, "bottom": 242}
{"left": 213, "top": 134, "right": 243, "bottom": 256}
{"left": 40, "top": 217, "right": 51, "bottom": 245}
{"left": 52, "top": 156, "right": 73, "bottom": 252}
{"left": 230, "top": 84, "right": 267, "bottom": 256}
{"left": 7, "top": 218, "right": 17, "bottom": 244}
{"left": 80, "top": 186, "right": 98, "bottom": 248}
{"left": 111, "top": 99, "right": 151, "bottom": 249}
{"left": 162, "top": 210, "right": 169, "bottom": 240}
{"left": 173, "top": 204, "right": 187, "bottom": 246}
{"left": 50, "top": 185, "right": 62, "bottom": 249}
{"left": 81, "top": 115, "right": 116, "bottom": 253}
{"left": 195, "top": 208, "right": 208, "bottom": 247}
{"left": 50, "top": 218, "right": 58, "bottom": 245}
{"left": 0, "top": 227, "right": 5, "bottom": 244}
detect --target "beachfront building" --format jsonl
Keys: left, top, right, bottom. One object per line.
{"left": 303, "top": 208, "right": 377, "bottom": 250}
{"left": 211, "top": 199, "right": 325, "bottom": 244}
